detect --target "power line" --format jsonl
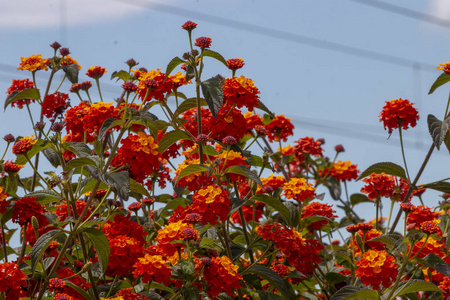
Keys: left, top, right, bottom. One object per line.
{"left": 348, "top": 0, "right": 450, "bottom": 29}
{"left": 111, "top": 0, "right": 437, "bottom": 72}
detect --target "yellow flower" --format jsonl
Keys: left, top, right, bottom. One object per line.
{"left": 18, "top": 54, "right": 50, "bottom": 72}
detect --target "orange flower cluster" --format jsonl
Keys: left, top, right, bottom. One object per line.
{"left": 64, "top": 101, "right": 119, "bottom": 142}
{"left": 174, "top": 156, "right": 213, "bottom": 191}
{"left": 6, "top": 79, "right": 35, "bottom": 109}
{"left": 294, "top": 137, "right": 324, "bottom": 159}
{"left": 156, "top": 220, "right": 195, "bottom": 256}
{"left": 226, "top": 58, "right": 245, "bottom": 70}
{"left": 12, "top": 196, "right": 44, "bottom": 226}
{"left": 60, "top": 55, "right": 82, "bottom": 70}
{"left": 3, "top": 160, "right": 24, "bottom": 173}
{"left": 230, "top": 202, "right": 265, "bottom": 225}
{"left": 0, "top": 187, "right": 9, "bottom": 214}
{"left": 41, "top": 92, "right": 70, "bottom": 120}
{"left": 108, "top": 235, "right": 144, "bottom": 276}
{"left": 379, "top": 98, "right": 419, "bottom": 132}
{"left": 265, "top": 114, "right": 294, "bottom": 142}
{"left": 222, "top": 75, "right": 260, "bottom": 111}
{"left": 0, "top": 262, "right": 28, "bottom": 299}
{"left": 243, "top": 111, "right": 264, "bottom": 132}
{"left": 133, "top": 254, "right": 172, "bottom": 285}
{"left": 355, "top": 250, "right": 398, "bottom": 290}
{"left": 410, "top": 236, "right": 443, "bottom": 259}
{"left": 17, "top": 54, "right": 50, "bottom": 72}
{"left": 203, "top": 256, "right": 242, "bottom": 298}
{"left": 406, "top": 205, "right": 439, "bottom": 231}
{"left": 301, "top": 202, "right": 337, "bottom": 230}
{"left": 437, "top": 62, "right": 450, "bottom": 74}
{"left": 282, "top": 177, "right": 316, "bottom": 202}
{"left": 348, "top": 228, "right": 385, "bottom": 257}
{"left": 259, "top": 174, "right": 287, "bottom": 193}
{"left": 110, "top": 132, "right": 163, "bottom": 184}
{"left": 12, "top": 135, "right": 37, "bottom": 155}
{"left": 330, "top": 160, "right": 359, "bottom": 182}
{"left": 360, "top": 172, "right": 395, "bottom": 200}
{"left": 56, "top": 267, "right": 91, "bottom": 298}
{"left": 54, "top": 200, "right": 91, "bottom": 222}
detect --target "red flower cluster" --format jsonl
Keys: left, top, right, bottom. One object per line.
{"left": 379, "top": 98, "right": 419, "bottom": 132}
{"left": 226, "top": 58, "right": 245, "bottom": 70}
{"left": 0, "top": 187, "right": 9, "bottom": 214}
{"left": 301, "top": 202, "right": 337, "bottom": 230}
{"left": 406, "top": 205, "right": 439, "bottom": 231}
{"left": 265, "top": 115, "right": 294, "bottom": 142}
{"left": 133, "top": 253, "right": 172, "bottom": 285}
{"left": 294, "top": 137, "right": 324, "bottom": 162}
{"left": 12, "top": 196, "right": 45, "bottom": 226}
{"left": 12, "top": 135, "right": 37, "bottom": 155}
{"left": 360, "top": 172, "right": 395, "bottom": 200}
{"left": 6, "top": 79, "right": 35, "bottom": 109}
{"left": 222, "top": 75, "right": 260, "bottom": 111}
{"left": 282, "top": 178, "right": 316, "bottom": 202}
{"left": 86, "top": 66, "right": 107, "bottom": 79}
{"left": 41, "top": 92, "right": 70, "bottom": 119}
{"left": 330, "top": 160, "right": 359, "bottom": 182}
{"left": 203, "top": 256, "right": 242, "bottom": 298}
{"left": 0, "top": 262, "right": 28, "bottom": 299}
{"left": 137, "top": 69, "right": 188, "bottom": 102}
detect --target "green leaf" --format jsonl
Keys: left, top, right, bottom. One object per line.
{"left": 158, "top": 130, "right": 191, "bottom": 153}
{"left": 65, "top": 157, "right": 98, "bottom": 172}
{"left": 98, "top": 118, "right": 122, "bottom": 141}
{"left": 80, "top": 177, "right": 109, "bottom": 195}
{"left": 173, "top": 97, "right": 208, "bottom": 116}
{"left": 299, "top": 215, "right": 333, "bottom": 229}
{"left": 176, "top": 164, "right": 209, "bottom": 183}
{"left": 202, "top": 49, "right": 227, "bottom": 67}
{"left": 324, "top": 177, "right": 341, "bottom": 200}
{"left": 422, "top": 253, "right": 450, "bottom": 277}
{"left": 350, "top": 193, "right": 371, "bottom": 206}
{"left": 83, "top": 228, "right": 110, "bottom": 275}
{"left": 110, "top": 70, "right": 130, "bottom": 82}
{"left": 165, "top": 56, "right": 185, "bottom": 79}
{"left": 149, "top": 282, "right": 176, "bottom": 294}
{"left": 367, "top": 234, "right": 399, "bottom": 249}
{"left": 62, "top": 142, "right": 92, "bottom": 158}
{"left": 392, "top": 279, "right": 441, "bottom": 297}
{"left": 62, "top": 64, "right": 79, "bottom": 84}
{"left": 64, "top": 280, "right": 95, "bottom": 300}
{"left": 329, "top": 286, "right": 379, "bottom": 300}
{"left": 224, "top": 165, "right": 263, "bottom": 187}
{"left": 42, "top": 148, "right": 61, "bottom": 168}
{"left": 444, "top": 130, "right": 450, "bottom": 155}
{"left": 25, "top": 190, "right": 61, "bottom": 204}
{"left": 30, "top": 230, "right": 62, "bottom": 273}
{"left": 250, "top": 155, "right": 264, "bottom": 167}
{"left": 129, "top": 178, "right": 151, "bottom": 198}
{"left": 4, "top": 88, "right": 40, "bottom": 110}
{"left": 98, "top": 171, "right": 130, "bottom": 201}
{"left": 257, "top": 100, "right": 275, "bottom": 117}
{"left": 201, "top": 77, "right": 224, "bottom": 118}
{"left": 356, "top": 162, "right": 407, "bottom": 181}
{"left": 324, "top": 272, "right": 347, "bottom": 286}
{"left": 422, "top": 181, "right": 450, "bottom": 194}
{"left": 157, "top": 197, "right": 188, "bottom": 219}
{"left": 429, "top": 73, "right": 450, "bottom": 94}
{"left": 251, "top": 194, "right": 290, "bottom": 224}
{"left": 244, "top": 264, "right": 295, "bottom": 299}
{"left": 15, "top": 139, "right": 52, "bottom": 165}
{"left": 427, "top": 114, "right": 450, "bottom": 150}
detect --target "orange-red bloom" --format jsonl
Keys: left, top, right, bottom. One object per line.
{"left": 226, "top": 58, "right": 245, "bottom": 70}
{"left": 195, "top": 36, "right": 212, "bottom": 49}
{"left": 6, "top": 79, "right": 35, "bottom": 109}
{"left": 355, "top": 250, "right": 398, "bottom": 290}
{"left": 330, "top": 160, "right": 359, "bottom": 182}
{"left": 2, "top": 160, "right": 24, "bottom": 173}
{"left": 12, "top": 135, "right": 37, "bottom": 155}
{"left": 107, "top": 235, "right": 144, "bottom": 276}
{"left": 282, "top": 178, "right": 316, "bottom": 202}
{"left": 12, "top": 196, "right": 44, "bottom": 226}
{"left": 41, "top": 92, "right": 70, "bottom": 120}
{"left": 86, "top": 66, "right": 107, "bottom": 79}
{"left": 406, "top": 205, "right": 439, "bottom": 231}
{"left": 0, "top": 262, "right": 28, "bottom": 299}
{"left": 0, "top": 187, "right": 9, "bottom": 214}
{"left": 17, "top": 54, "right": 50, "bottom": 72}
{"left": 222, "top": 75, "right": 260, "bottom": 111}
{"left": 265, "top": 115, "right": 294, "bottom": 142}
{"left": 203, "top": 256, "right": 242, "bottom": 298}
{"left": 437, "top": 62, "right": 450, "bottom": 74}
{"left": 379, "top": 98, "right": 419, "bottom": 132}
{"left": 301, "top": 202, "right": 337, "bottom": 230}
{"left": 133, "top": 254, "right": 172, "bottom": 285}
{"left": 360, "top": 172, "right": 395, "bottom": 200}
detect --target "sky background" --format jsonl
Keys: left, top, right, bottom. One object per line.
{"left": 1, "top": 0, "right": 450, "bottom": 228}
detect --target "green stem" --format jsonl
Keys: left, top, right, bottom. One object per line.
{"left": 95, "top": 78, "right": 104, "bottom": 102}
{"left": 54, "top": 74, "right": 66, "bottom": 92}
{"left": 385, "top": 199, "right": 395, "bottom": 235}
{"left": 398, "top": 126, "right": 411, "bottom": 181}
{"left": 1, "top": 221, "right": 7, "bottom": 262}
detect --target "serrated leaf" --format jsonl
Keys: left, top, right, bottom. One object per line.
{"left": 357, "top": 162, "right": 407, "bottom": 181}
{"left": 350, "top": 193, "right": 370, "bottom": 206}
{"left": 324, "top": 177, "right": 341, "bottom": 200}
{"left": 65, "top": 157, "right": 98, "bottom": 172}
{"left": 422, "top": 253, "right": 450, "bottom": 277}
{"left": 4, "top": 88, "right": 40, "bottom": 110}
{"left": 98, "top": 117, "right": 122, "bottom": 141}
{"left": 201, "top": 77, "right": 223, "bottom": 118}
{"left": 244, "top": 264, "right": 295, "bottom": 299}
{"left": 165, "top": 56, "right": 185, "bottom": 79}
{"left": 83, "top": 228, "right": 110, "bottom": 275}
{"left": 200, "top": 237, "right": 216, "bottom": 249}
{"left": 25, "top": 190, "right": 61, "bottom": 204}
{"left": 62, "top": 64, "right": 79, "bottom": 84}
{"left": 202, "top": 49, "right": 227, "bottom": 67}
{"left": 42, "top": 148, "right": 61, "bottom": 168}
{"left": 224, "top": 165, "right": 263, "bottom": 187}
{"left": 429, "top": 73, "right": 450, "bottom": 94}
{"left": 15, "top": 139, "right": 52, "bottom": 165}
{"left": 80, "top": 178, "right": 109, "bottom": 195}
{"left": 427, "top": 114, "right": 450, "bottom": 150}
{"left": 176, "top": 164, "right": 209, "bottom": 183}
{"left": 110, "top": 70, "right": 130, "bottom": 82}
{"left": 129, "top": 178, "right": 150, "bottom": 198}
{"left": 158, "top": 130, "right": 191, "bottom": 153}
{"left": 422, "top": 181, "right": 450, "bottom": 194}
{"left": 62, "top": 142, "right": 92, "bottom": 158}
{"left": 324, "top": 272, "right": 347, "bottom": 286}
{"left": 256, "top": 100, "right": 275, "bottom": 117}
{"left": 392, "top": 279, "right": 441, "bottom": 297}
{"left": 284, "top": 202, "right": 299, "bottom": 228}
{"left": 329, "top": 286, "right": 379, "bottom": 300}
{"left": 31, "top": 230, "right": 62, "bottom": 273}
{"left": 173, "top": 97, "right": 208, "bottom": 116}
{"left": 99, "top": 171, "right": 130, "bottom": 201}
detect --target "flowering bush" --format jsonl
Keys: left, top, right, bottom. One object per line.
{"left": 3, "top": 21, "right": 450, "bottom": 300}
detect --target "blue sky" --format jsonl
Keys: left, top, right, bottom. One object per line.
{"left": 1, "top": 0, "right": 450, "bottom": 223}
